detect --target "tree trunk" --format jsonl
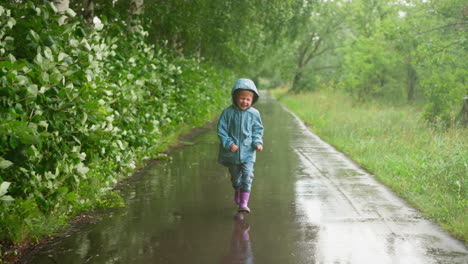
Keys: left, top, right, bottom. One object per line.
{"left": 83, "top": 0, "right": 95, "bottom": 27}
{"left": 407, "top": 63, "right": 417, "bottom": 103}
{"left": 129, "top": 0, "right": 144, "bottom": 32}
{"left": 456, "top": 94, "right": 468, "bottom": 127}
{"left": 53, "top": 0, "right": 70, "bottom": 24}
{"left": 196, "top": 41, "right": 202, "bottom": 58}
{"left": 291, "top": 71, "right": 303, "bottom": 93}
{"left": 291, "top": 44, "right": 307, "bottom": 93}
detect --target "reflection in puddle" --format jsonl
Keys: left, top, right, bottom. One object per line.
{"left": 220, "top": 213, "right": 253, "bottom": 264}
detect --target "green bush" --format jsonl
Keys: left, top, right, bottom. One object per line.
{"left": 0, "top": 2, "right": 231, "bottom": 244}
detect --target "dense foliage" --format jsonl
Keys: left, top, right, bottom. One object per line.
{"left": 67, "top": 0, "right": 303, "bottom": 75}
{"left": 0, "top": 2, "right": 230, "bottom": 244}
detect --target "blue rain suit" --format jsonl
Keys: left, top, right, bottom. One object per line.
{"left": 217, "top": 79, "right": 264, "bottom": 192}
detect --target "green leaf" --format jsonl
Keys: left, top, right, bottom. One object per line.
{"left": 44, "top": 47, "right": 54, "bottom": 61}
{"left": 40, "top": 71, "right": 50, "bottom": 85}
{"left": 35, "top": 52, "right": 43, "bottom": 65}
{"left": 29, "top": 30, "right": 40, "bottom": 43}
{"left": 69, "top": 39, "right": 79, "bottom": 47}
{"left": 0, "top": 181, "right": 11, "bottom": 196}
{"left": 48, "top": 2, "right": 57, "bottom": 13}
{"left": 17, "top": 75, "right": 29, "bottom": 86}
{"left": 0, "top": 195, "right": 14, "bottom": 202}
{"left": 66, "top": 192, "right": 77, "bottom": 201}
{"left": 36, "top": 195, "right": 49, "bottom": 211}
{"left": 0, "top": 159, "right": 13, "bottom": 169}
{"left": 27, "top": 84, "right": 39, "bottom": 95}
{"left": 8, "top": 54, "right": 16, "bottom": 62}
{"left": 86, "top": 71, "right": 94, "bottom": 82}
{"left": 50, "top": 72, "right": 63, "bottom": 85}
{"left": 66, "top": 8, "right": 76, "bottom": 17}
{"left": 7, "top": 18, "right": 16, "bottom": 28}
{"left": 58, "top": 52, "right": 68, "bottom": 62}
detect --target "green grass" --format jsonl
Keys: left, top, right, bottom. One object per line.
{"left": 271, "top": 88, "right": 467, "bottom": 244}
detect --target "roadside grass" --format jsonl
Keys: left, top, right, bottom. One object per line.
{"left": 271, "top": 88, "right": 467, "bottom": 244}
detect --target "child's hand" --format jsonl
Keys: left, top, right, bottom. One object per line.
{"left": 256, "top": 145, "right": 263, "bottom": 152}
{"left": 230, "top": 144, "right": 238, "bottom": 152}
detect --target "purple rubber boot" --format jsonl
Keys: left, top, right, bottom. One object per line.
{"left": 238, "top": 192, "right": 251, "bottom": 213}
{"left": 234, "top": 189, "right": 241, "bottom": 205}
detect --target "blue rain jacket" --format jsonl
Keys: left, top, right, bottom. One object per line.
{"left": 218, "top": 79, "right": 264, "bottom": 166}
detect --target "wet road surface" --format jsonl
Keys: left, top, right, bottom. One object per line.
{"left": 27, "top": 92, "right": 467, "bottom": 263}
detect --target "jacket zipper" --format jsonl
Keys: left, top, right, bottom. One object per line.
{"left": 238, "top": 110, "right": 243, "bottom": 163}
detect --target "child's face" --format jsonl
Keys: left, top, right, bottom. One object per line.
{"left": 235, "top": 90, "right": 254, "bottom": 110}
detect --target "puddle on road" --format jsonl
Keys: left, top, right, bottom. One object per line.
{"left": 26, "top": 92, "right": 467, "bottom": 263}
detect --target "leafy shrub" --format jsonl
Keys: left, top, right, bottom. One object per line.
{"left": 0, "top": 2, "right": 231, "bottom": 244}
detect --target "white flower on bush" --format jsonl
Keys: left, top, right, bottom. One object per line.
{"left": 78, "top": 152, "right": 86, "bottom": 161}
{"left": 106, "top": 115, "right": 114, "bottom": 123}
{"left": 38, "top": 120, "right": 48, "bottom": 129}
{"left": 116, "top": 140, "right": 125, "bottom": 150}
{"left": 75, "top": 163, "right": 89, "bottom": 177}
{"left": 98, "top": 99, "right": 106, "bottom": 105}
{"left": 128, "top": 161, "right": 136, "bottom": 170}
{"left": 104, "top": 123, "right": 113, "bottom": 131}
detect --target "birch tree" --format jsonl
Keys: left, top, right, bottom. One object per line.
{"left": 129, "top": 0, "right": 144, "bottom": 32}
{"left": 82, "top": 0, "right": 95, "bottom": 27}
{"left": 52, "top": 0, "right": 69, "bottom": 24}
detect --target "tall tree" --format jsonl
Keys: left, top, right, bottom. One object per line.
{"left": 129, "top": 0, "right": 143, "bottom": 32}
{"left": 290, "top": 0, "right": 345, "bottom": 92}
{"left": 412, "top": 0, "right": 467, "bottom": 124}
{"left": 82, "top": 0, "right": 95, "bottom": 27}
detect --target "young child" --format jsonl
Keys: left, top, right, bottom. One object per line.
{"left": 218, "top": 78, "right": 264, "bottom": 213}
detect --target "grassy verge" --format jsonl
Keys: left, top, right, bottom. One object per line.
{"left": 271, "top": 88, "right": 467, "bottom": 244}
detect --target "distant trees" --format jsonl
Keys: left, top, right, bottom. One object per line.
{"left": 142, "top": 0, "right": 303, "bottom": 74}
{"left": 266, "top": 0, "right": 467, "bottom": 126}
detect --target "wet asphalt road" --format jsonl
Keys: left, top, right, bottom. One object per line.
{"left": 27, "top": 91, "right": 467, "bottom": 263}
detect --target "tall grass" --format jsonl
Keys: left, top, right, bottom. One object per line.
{"left": 271, "top": 88, "right": 467, "bottom": 243}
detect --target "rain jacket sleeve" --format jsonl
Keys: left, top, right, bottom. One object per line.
{"left": 218, "top": 109, "right": 235, "bottom": 150}
{"left": 251, "top": 112, "right": 264, "bottom": 148}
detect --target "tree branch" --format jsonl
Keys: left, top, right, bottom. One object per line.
{"left": 304, "top": 44, "right": 334, "bottom": 66}
{"left": 416, "top": 22, "right": 468, "bottom": 35}
{"left": 298, "top": 33, "right": 316, "bottom": 67}
{"left": 313, "top": 65, "right": 339, "bottom": 71}
{"left": 303, "top": 37, "right": 322, "bottom": 66}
